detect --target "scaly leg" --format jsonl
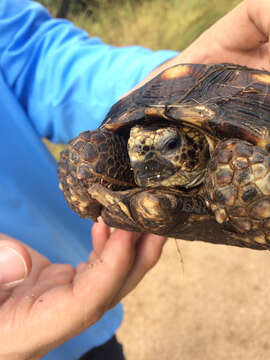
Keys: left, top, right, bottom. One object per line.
{"left": 205, "top": 139, "right": 270, "bottom": 248}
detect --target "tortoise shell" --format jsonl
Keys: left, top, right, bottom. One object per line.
{"left": 58, "top": 63, "right": 270, "bottom": 250}
{"left": 103, "top": 63, "right": 270, "bottom": 148}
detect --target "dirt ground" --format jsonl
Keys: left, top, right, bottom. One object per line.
{"left": 117, "top": 239, "right": 270, "bottom": 360}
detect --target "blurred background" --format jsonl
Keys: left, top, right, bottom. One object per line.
{"left": 37, "top": 0, "right": 240, "bottom": 50}
{"left": 37, "top": 1, "right": 270, "bottom": 359}
{"left": 40, "top": 0, "right": 241, "bottom": 157}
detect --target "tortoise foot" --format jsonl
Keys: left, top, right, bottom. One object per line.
{"left": 205, "top": 139, "right": 270, "bottom": 248}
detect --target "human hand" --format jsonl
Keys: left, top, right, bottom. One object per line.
{"left": 173, "top": 0, "right": 270, "bottom": 70}
{"left": 0, "top": 225, "right": 166, "bottom": 360}
{"left": 127, "top": 0, "right": 270, "bottom": 95}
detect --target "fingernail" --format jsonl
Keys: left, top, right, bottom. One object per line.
{"left": 0, "top": 247, "right": 27, "bottom": 285}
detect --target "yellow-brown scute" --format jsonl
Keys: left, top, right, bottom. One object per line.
{"left": 161, "top": 64, "right": 191, "bottom": 80}
{"left": 253, "top": 73, "right": 270, "bottom": 84}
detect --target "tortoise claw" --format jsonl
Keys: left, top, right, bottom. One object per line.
{"left": 89, "top": 184, "right": 142, "bottom": 232}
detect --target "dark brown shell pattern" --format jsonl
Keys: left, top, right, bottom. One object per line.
{"left": 59, "top": 63, "right": 270, "bottom": 249}
{"left": 102, "top": 63, "right": 270, "bottom": 247}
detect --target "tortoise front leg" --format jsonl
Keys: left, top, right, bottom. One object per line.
{"left": 205, "top": 139, "right": 270, "bottom": 248}
{"left": 89, "top": 183, "right": 270, "bottom": 250}
{"left": 89, "top": 184, "right": 143, "bottom": 232}
{"left": 89, "top": 184, "right": 208, "bottom": 235}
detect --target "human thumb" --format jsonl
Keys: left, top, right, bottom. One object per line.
{"left": 0, "top": 234, "right": 32, "bottom": 289}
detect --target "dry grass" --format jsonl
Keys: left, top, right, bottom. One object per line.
{"left": 73, "top": 0, "right": 241, "bottom": 51}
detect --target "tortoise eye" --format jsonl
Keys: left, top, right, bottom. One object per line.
{"left": 164, "top": 137, "right": 181, "bottom": 152}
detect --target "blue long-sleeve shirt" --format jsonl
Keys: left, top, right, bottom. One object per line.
{"left": 0, "top": 0, "right": 178, "bottom": 358}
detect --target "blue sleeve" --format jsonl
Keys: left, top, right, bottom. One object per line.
{"left": 0, "top": 0, "right": 178, "bottom": 143}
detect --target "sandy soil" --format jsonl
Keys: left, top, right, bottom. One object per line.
{"left": 117, "top": 240, "right": 270, "bottom": 360}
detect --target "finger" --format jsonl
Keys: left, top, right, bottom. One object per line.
{"left": 73, "top": 229, "right": 140, "bottom": 304}
{"left": 18, "top": 230, "right": 148, "bottom": 355}
{"left": 246, "top": 0, "right": 270, "bottom": 62}
{"left": 0, "top": 234, "right": 32, "bottom": 289}
{"left": 30, "top": 230, "right": 141, "bottom": 337}
{"left": 177, "top": 0, "right": 270, "bottom": 67}
{"left": 91, "top": 218, "right": 111, "bottom": 258}
{"left": 124, "top": 0, "right": 270, "bottom": 98}
{"left": 35, "top": 264, "right": 75, "bottom": 288}
{"left": 76, "top": 262, "right": 88, "bottom": 274}
{"left": 211, "top": 1, "right": 268, "bottom": 52}
{"left": 109, "top": 234, "right": 167, "bottom": 307}
{"left": 69, "top": 230, "right": 141, "bottom": 328}
{"left": 10, "top": 264, "right": 75, "bottom": 302}
{"left": 247, "top": 0, "right": 270, "bottom": 39}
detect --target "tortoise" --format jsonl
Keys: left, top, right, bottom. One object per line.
{"left": 58, "top": 63, "right": 270, "bottom": 251}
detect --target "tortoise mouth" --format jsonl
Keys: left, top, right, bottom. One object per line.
{"left": 132, "top": 156, "right": 177, "bottom": 187}
{"left": 131, "top": 155, "right": 206, "bottom": 189}
{"left": 135, "top": 170, "right": 176, "bottom": 188}
{"left": 133, "top": 166, "right": 206, "bottom": 189}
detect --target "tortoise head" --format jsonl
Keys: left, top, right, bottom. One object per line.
{"left": 128, "top": 123, "right": 209, "bottom": 188}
